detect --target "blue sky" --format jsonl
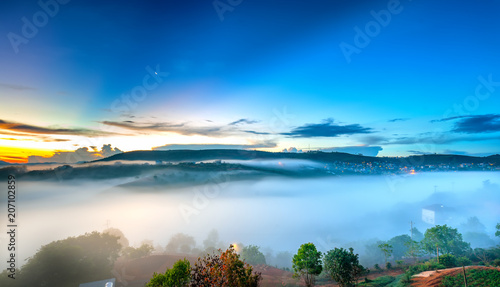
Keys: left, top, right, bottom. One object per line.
{"left": 1, "top": 0, "right": 500, "bottom": 162}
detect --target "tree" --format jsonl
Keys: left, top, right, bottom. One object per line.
{"left": 241, "top": 245, "right": 266, "bottom": 265}
{"left": 378, "top": 243, "right": 393, "bottom": 265}
{"left": 190, "top": 245, "right": 261, "bottom": 286}
{"left": 496, "top": 223, "right": 500, "bottom": 237}
{"left": 292, "top": 243, "right": 322, "bottom": 287}
{"left": 421, "top": 225, "right": 471, "bottom": 257}
{"left": 405, "top": 240, "right": 425, "bottom": 263}
{"left": 323, "top": 247, "right": 365, "bottom": 287}
{"left": 123, "top": 243, "right": 154, "bottom": 259}
{"left": 147, "top": 258, "right": 191, "bottom": 287}
{"left": 103, "top": 227, "right": 129, "bottom": 248}
{"left": 411, "top": 227, "right": 424, "bottom": 242}
{"left": 166, "top": 233, "right": 196, "bottom": 254}
{"left": 17, "top": 231, "right": 121, "bottom": 287}
{"left": 460, "top": 216, "right": 486, "bottom": 233}
{"left": 388, "top": 235, "right": 411, "bottom": 260}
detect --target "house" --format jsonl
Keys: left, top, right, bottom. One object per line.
{"left": 421, "top": 204, "right": 455, "bottom": 225}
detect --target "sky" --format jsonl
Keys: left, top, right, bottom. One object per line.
{"left": 1, "top": 0, "right": 500, "bottom": 163}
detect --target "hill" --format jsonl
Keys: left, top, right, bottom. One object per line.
{"left": 95, "top": 149, "right": 500, "bottom": 166}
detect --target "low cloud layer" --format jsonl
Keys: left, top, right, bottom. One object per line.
{"left": 320, "top": 145, "right": 383, "bottom": 157}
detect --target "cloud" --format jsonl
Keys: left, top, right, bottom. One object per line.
{"left": 388, "top": 118, "right": 409, "bottom": 122}
{"left": 100, "top": 120, "right": 226, "bottom": 137}
{"left": 407, "top": 150, "right": 432, "bottom": 155}
{"left": 361, "top": 131, "right": 499, "bottom": 146}
{"left": 282, "top": 119, "right": 372, "bottom": 138}
{"left": 27, "top": 144, "right": 123, "bottom": 164}
{"left": 281, "top": 147, "right": 302, "bottom": 153}
{"left": 452, "top": 114, "right": 500, "bottom": 133}
{"left": 243, "top": 130, "right": 271, "bottom": 135}
{"left": 153, "top": 142, "right": 276, "bottom": 151}
{"left": 0, "top": 83, "right": 36, "bottom": 91}
{"left": 431, "top": 114, "right": 500, "bottom": 133}
{"left": 229, "top": 119, "right": 259, "bottom": 125}
{"left": 0, "top": 119, "right": 116, "bottom": 137}
{"left": 319, "top": 146, "right": 383, "bottom": 157}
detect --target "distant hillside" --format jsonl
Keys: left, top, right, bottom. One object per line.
{"left": 95, "top": 149, "right": 500, "bottom": 165}
{"left": 95, "top": 149, "right": 377, "bottom": 163}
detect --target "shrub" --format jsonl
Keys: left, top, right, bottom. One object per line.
{"left": 439, "top": 254, "right": 457, "bottom": 268}
{"left": 385, "top": 262, "right": 392, "bottom": 270}
{"left": 457, "top": 256, "right": 472, "bottom": 266}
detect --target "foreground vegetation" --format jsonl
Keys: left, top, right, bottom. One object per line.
{"left": 0, "top": 222, "right": 498, "bottom": 286}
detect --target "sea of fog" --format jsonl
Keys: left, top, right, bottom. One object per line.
{"left": 2, "top": 171, "right": 499, "bottom": 266}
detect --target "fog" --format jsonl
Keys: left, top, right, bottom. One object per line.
{"left": 2, "top": 167, "right": 499, "bottom": 268}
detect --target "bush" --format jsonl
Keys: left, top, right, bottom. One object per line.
{"left": 439, "top": 254, "right": 457, "bottom": 268}
{"left": 374, "top": 264, "right": 381, "bottom": 271}
{"left": 457, "top": 256, "right": 472, "bottom": 266}
{"left": 386, "top": 262, "right": 392, "bottom": 270}
{"left": 147, "top": 259, "right": 191, "bottom": 287}
{"left": 190, "top": 245, "right": 261, "bottom": 287}
{"left": 357, "top": 275, "right": 395, "bottom": 286}
{"left": 493, "top": 259, "right": 500, "bottom": 267}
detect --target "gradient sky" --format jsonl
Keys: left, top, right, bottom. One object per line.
{"left": 1, "top": 0, "right": 500, "bottom": 163}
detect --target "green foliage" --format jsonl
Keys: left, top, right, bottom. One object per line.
{"left": 292, "top": 243, "right": 323, "bottom": 287}
{"left": 493, "top": 259, "right": 500, "bottom": 267}
{"left": 496, "top": 223, "right": 500, "bottom": 237}
{"left": 123, "top": 243, "right": 154, "bottom": 259}
{"left": 438, "top": 254, "right": 457, "bottom": 268}
{"left": 404, "top": 240, "right": 425, "bottom": 261}
{"left": 103, "top": 227, "right": 129, "bottom": 248}
{"left": 16, "top": 231, "right": 121, "bottom": 287}
{"left": 388, "top": 235, "right": 411, "bottom": 260}
{"left": 323, "top": 247, "right": 365, "bottom": 287}
{"left": 147, "top": 259, "right": 191, "bottom": 287}
{"left": 240, "top": 245, "right": 266, "bottom": 265}
{"left": 457, "top": 256, "right": 472, "bottom": 266}
{"left": 374, "top": 264, "right": 381, "bottom": 271}
{"left": 190, "top": 245, "right": 261, "bottom": 287}
{"left": 405, "top": 259, "right": 446, "bottom": 276}
{"left": 357, "top": 275, "right": 395, "bottom": 286}
{"left": 385, "top": 262, "right": 392, "bottom": 270}
{"left": 440, "top": 268, "right": 500, "bottom": 287}
{"left": 378, "top": 243, "right": 393, "bottom": 264}
{"left": 421, "top": 225, "right": 471, "bottom": 256}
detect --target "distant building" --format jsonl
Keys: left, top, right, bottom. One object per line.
{"left": 422, "top": 204, "right": 455, "bottom": 225}
{"left": 79, "top": 278, "right": 116, "bottom": 287}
